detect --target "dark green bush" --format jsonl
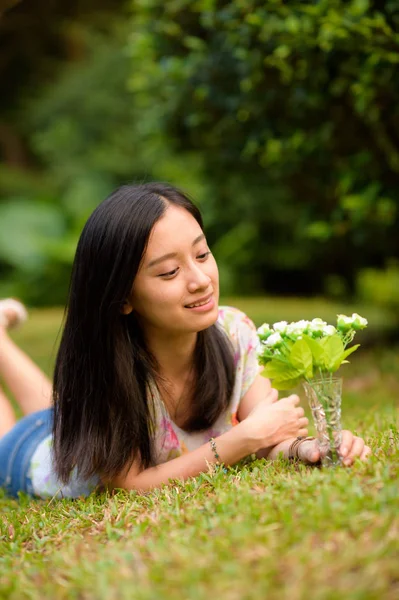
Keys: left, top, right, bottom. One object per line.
{"left": 129, "top": 0, "right": 399, "bottom": 295}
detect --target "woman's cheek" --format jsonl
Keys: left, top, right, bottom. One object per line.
{"left": 155, "top": 281, "right": 181, "bottom": 306}
{"left": 209, "top": 258, "right": 219, "bottom": 283}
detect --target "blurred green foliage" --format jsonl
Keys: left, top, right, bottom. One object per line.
{"left": 1, "top": 26, "right": 130, "bottom": 303}
{"left": 357, "top": 260, "right": 399, "bottom": 310}
{"left": 0, "top": 0, "right": 398, "bottom": 317}
{"left": 0, "top": 18, "right": 214, "bottom": 304}
{"left": 129, "top": 0, "right": 399, "bottom": 295}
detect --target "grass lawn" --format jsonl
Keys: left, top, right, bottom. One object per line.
{"left": 1, "top": 301, "right": 398, "bottom": 599}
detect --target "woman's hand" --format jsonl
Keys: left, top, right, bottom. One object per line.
{"left": 243, "top": 389, "right": 309, "bottom": 452}
{"left": 298, "top": 430, "right": 372, "bottom": 466}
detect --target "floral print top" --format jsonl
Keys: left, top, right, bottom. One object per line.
{"left": 28, "top": 306, "right": 260, "bottom": 498}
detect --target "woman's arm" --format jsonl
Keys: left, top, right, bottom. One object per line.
{"left": 237, "top": 373, "right": 306, "bottom": 459}
{"left": 237, "top": 373, "right": 274, "bottom": 421}
{"left": 110, "top": 420, "right": 256, "bottom": 492}
{"left": 110, "top": 391, "right": 307, "bottom": 492}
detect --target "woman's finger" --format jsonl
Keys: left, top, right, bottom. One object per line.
{"left": 267, "top": 388, "right": 279, "bottom": 403}
{"left": 343, "top": 436, "right": 365, "bottom": 466}
{"left": 270, "top": 389, "right": 279, "bottom": 403}
{"left": 298, "top": 427, "right": 309, "bottom": 437}
{"left": 289, "top": 394, "right": 300, "bottom": 406}
{"left": 299, "top": 417, "right": 309, "bottom": 428}
{"left": 360, "top": 445, "right": 372, "bottom": 461}
{"left": 339, "top": 430, "right": 354, "bottom": 458}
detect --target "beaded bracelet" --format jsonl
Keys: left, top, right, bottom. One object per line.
{"left": 209, "top": 437, "right": 221, "bottom": 463}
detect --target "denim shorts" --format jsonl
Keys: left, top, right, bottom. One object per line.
{"left": 0, "top": 408, "right": 53, "bottom": 497}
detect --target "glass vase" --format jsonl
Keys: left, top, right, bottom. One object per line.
{"left": 302, "top": 377, "right": 343, "bottom": 468}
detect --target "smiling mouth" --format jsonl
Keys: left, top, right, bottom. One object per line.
{"left": 185, "top": 295, "right": 213, "bottom": 309}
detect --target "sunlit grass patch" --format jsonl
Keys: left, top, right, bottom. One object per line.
{"left": 1, "top": 304, "right": 398, "bottom": 599}
{"left": 1, "top": 433, "right": 398, "bottom": 599}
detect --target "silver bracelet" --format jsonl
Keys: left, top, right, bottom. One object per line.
{"left": 209, "top": 437, "right": 221, "bottom": 463}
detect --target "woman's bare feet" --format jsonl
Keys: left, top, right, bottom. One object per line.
{"left": 0, "top": 299, "right": 28, "bottom": 330}
{"left": 0, "top": 299, "right": 52, "bottom": 415}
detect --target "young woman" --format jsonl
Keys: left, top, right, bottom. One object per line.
{"left": 0, "top": 183, "right": 371, "bottom": 498}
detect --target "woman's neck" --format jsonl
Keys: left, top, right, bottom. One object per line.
{"left": 146, "top": 331, "right": 197, "bottom": 381}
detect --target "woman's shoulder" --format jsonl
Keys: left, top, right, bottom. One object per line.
{"left": 217, "top": 306, "right": 257, "bottom": 338}
{"left": 217, "top": 306, "right": 260, "bottom": 400}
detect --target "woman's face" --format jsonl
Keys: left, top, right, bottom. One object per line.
{"left": 127, "top": 204, "right": 219, "bottom": 338}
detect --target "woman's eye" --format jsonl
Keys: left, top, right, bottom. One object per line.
{"left": 158, "top": 268, "right": 179, "bottom": 278}
{"left": 157, "top": 252, "right": 210, "bottom": 277}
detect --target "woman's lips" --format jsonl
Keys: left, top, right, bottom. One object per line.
{"left": 185, "top": 295, "right": 215, "bottom": 312}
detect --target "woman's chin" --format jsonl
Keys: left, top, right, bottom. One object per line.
{"left": 187, "top": 305, "right": 219, "bottom": 331}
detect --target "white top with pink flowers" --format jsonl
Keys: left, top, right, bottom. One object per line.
{"left": 150, "top": 306, "right": 261, "bottom": 464}
{"left": 28, "top": 306, "right": 260, "bottom": 498}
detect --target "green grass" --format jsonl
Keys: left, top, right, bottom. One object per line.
{"left": 1, "top": 303, "right": 398, "bottom": 600}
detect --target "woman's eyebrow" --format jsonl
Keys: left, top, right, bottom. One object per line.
{"left": 146, "top": 233, "right": 205, "bottom": 268}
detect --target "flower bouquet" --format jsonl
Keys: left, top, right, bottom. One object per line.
{"left": 256, "top": 314, "right": 368, "bottom": 467}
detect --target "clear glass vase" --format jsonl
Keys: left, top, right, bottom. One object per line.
{"left": 302, "top": 377, "right": 343, "bottom": 468}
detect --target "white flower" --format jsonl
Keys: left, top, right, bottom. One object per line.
{"left": 296, "top": 319, "right": 311, "bottom": 330}
{"left": 265, "top": 332, "right": 283, "bottom": 347}
{"left": 337, "top": 313, "right": 368, "bottom": 331}
{"left": 322, "top": 325, "right": 336, "bottom": 336}
{"left": 308, "top": 318, "right": 328, "bottom": 337}
{"left": 286, "top": 324, "right": 301, "bottom": 336}
{"left": 337, "top": 314, "right": 353, "bottom": 325}
{"left": 309, "top": 318, "right": 327, "bottom": 331}
{"left": 256, "top": 340, "right": 266, "bottom": 359}
{"left": 257, "top": 323, "right": 272, "bottom": 339}
{"left": 337, "top": 314, "right": 354, "bottom": 331}
{"left": 273, "top": 321, "right": 288, "bottom": 333}
{"left": 286, "top": 320, "right": 310, "bottom": 337}
{"left": 351, "top": 313, "right": 368, "bottom": 329}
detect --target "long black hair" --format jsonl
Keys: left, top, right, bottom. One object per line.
{"left": 52, "top": 183, "right": 235, "bottom": 483}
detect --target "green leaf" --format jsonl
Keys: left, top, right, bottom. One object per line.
{"left": 318, "top": 336, "right": 331, "bottom": 348}
{"left": 290, "top": 339, "right": 313, "bottom": 378}
{"left": 302, "top": 334, "right": 326, "bottom": 366}
{"left": 263, "top": 360, "right": 302, "bottom": 383}
{"left": 327, "top": 344, "right": 360, "bottom": 372}
{"left": 322, "top": 335, "right": 345, "bottom": 371}
{"left": 341, "top": 344, "right": 360, "bottom": 361}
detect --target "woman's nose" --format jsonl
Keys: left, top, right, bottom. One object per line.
{"left": 187, "top": 264, "right": 211, "bottom": 292}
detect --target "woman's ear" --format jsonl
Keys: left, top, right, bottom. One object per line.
{"left": 121, "top": 300, "right": 134, "bottom": 315}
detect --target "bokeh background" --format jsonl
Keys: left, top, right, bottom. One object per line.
{"left": 1, "top": 0, "right": 399, "bottom": 342}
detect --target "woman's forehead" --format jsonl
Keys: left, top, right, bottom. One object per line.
{"left": 147, "top": 205, "right": 202, "bottom": 251}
